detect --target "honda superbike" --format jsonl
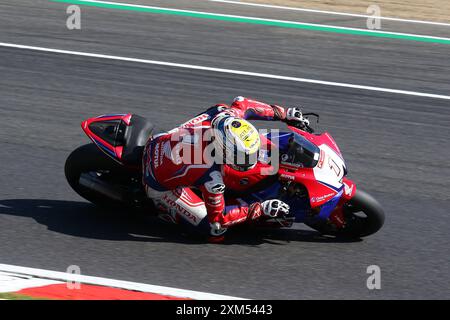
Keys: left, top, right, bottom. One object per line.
{"left": 65, "top": 113, "right": 385, "bottom": 238}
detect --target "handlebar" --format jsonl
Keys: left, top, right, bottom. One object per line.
{"left": 286, "top": 112, "right": 319, "bottom": 134}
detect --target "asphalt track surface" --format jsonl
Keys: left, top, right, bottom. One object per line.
{"left": 0, "top": 0, "right": 449, "bottom": 299}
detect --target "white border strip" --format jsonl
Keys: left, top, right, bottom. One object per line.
{"left": 0, "top": 264, "right": 245, "bottom": 300}
{"left": 1, "top": 42, "right": 450, "bottom": 101}
{"left": 0, "top": 272, "right": 63, "bottom": 293}
{"left": 209, "top": 0, "right": 450, "bottom": 27}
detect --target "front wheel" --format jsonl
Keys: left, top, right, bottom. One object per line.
{"left": 308, "top": 190, "right": 385, "bottom": 238}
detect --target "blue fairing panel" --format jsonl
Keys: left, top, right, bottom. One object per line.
{"left": 237, "top": 181, "right": 311, "bottom": 223}
{"left": 239, "top": 182, "right": 282, "bottom": 205}
{"left": 314, "top": 190, "right": 343, "bottom": 222}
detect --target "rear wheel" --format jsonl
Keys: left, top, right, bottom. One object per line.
{"left": 65, "top": 143, "right": 142, "bottom": 208}
{"left": 308, "top": 190, "right": 385, "bottom": 238}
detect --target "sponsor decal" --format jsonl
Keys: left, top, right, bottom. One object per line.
{"left": 162, "top": 194, "right": 198, "bottom": 224}
{"left": 231, "top": 121, "right": 241, "bottom": 128}
{"left": 212, "top": 184, "right": 225, "bottom": 193}
{"left": 343, "top": 182, "right": 354, "bottom": 196}
{"left": 229, "top": 121, "right": 260, "bottom": 153}
{"left": 181, "top": 114, "right": 209, "bottom": 128}
{"left": 144, "top": 145, "right": 152, "bottom": 169}
{"left": 153, "top": 142, "right": 160, "bottom": 168}
{"left": 280, "top": 152, "right": 303, "bottom": 168}
{"left": 248, "top": 202, "right": 262, "bottom": 220}
{"left": 158, "top": 143, "right": 166, "bottom": 166}
{"left": 311, "top": 192, "right": 335, "bottom": 203}
{"left": 280, "top": 173, "right": 295, "bottom": 181}
{"left": 178, "top": 188, "right": 191, "bottom": 201}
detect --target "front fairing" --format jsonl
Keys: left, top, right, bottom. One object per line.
{"left": 229, "top": 128, "right": 353, "bottom": 223}
{"left": 277, "top": 128, "right": 349, "bottom": 221}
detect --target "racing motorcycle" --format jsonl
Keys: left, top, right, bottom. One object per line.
{"left": 65, "top": 113, "right": 385, "bottom": 238}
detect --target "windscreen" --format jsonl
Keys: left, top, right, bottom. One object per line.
{"left": 280, "top": 132, "right": 320, "bottom": 168}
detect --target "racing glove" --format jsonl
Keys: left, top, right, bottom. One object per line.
{"left": 262, "top": 199, "right": 290, "bottom": 217}
{"left": 248, "top": 200, "right": 290, "bottom": 220}
{"left": 285, "top": 107, "right": 310, "bottom": 126}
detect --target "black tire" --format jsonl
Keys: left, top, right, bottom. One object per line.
{"left": 64, "top": 143, "right": 129, "bottom": 208}
{"left": 308, "top": 189, "right": 385, "bottom": 238}
{"left": 344, "top": 189, "right": 385, "bottom": 237}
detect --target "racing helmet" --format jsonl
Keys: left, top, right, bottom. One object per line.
{"left": 211, "top": 115, "right": 261, "bottom": 171}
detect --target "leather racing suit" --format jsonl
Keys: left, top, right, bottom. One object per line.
{"left": 142, "top": 96, "right": 293, "bottom": 239}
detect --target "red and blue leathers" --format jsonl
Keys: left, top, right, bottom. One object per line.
{"left": 142, "top": 97, "right": 288, "bottom": 236}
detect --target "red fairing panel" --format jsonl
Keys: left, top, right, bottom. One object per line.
{"left": 222, "top": 163, "right": 274, "bottom": 192}
{"left": 289, "top": 126, "right": 343, "bottom": 158}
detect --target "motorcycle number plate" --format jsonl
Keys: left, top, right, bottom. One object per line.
{"left": 313, "top": 144, "right": 345, "bottom": 190}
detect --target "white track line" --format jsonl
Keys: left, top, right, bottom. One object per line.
{"left": 209, "top": 0, "right": 450, "bottom": 27}
{"left": 1, "top": 42, "right": 449, "bottom": 101}
{"left": 0, "top": 264, "right": 245, "bottom": 300}
{"left": 65, "top": 0, "right": 450, "bottom": 42}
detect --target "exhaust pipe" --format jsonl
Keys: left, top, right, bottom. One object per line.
{"left": 79, "top": 173, "right": 125, "bottom": 202}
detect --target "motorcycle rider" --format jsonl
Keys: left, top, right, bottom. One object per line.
{"left": 142, "top": 96, "right": 310, "bottom": 242}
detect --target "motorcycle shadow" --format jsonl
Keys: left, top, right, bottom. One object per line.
{"left": 0, "top": 199, "right": 362, "bottom": 245}
{"left": 225, "top": 225, "right": 362, "bottom": 245}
